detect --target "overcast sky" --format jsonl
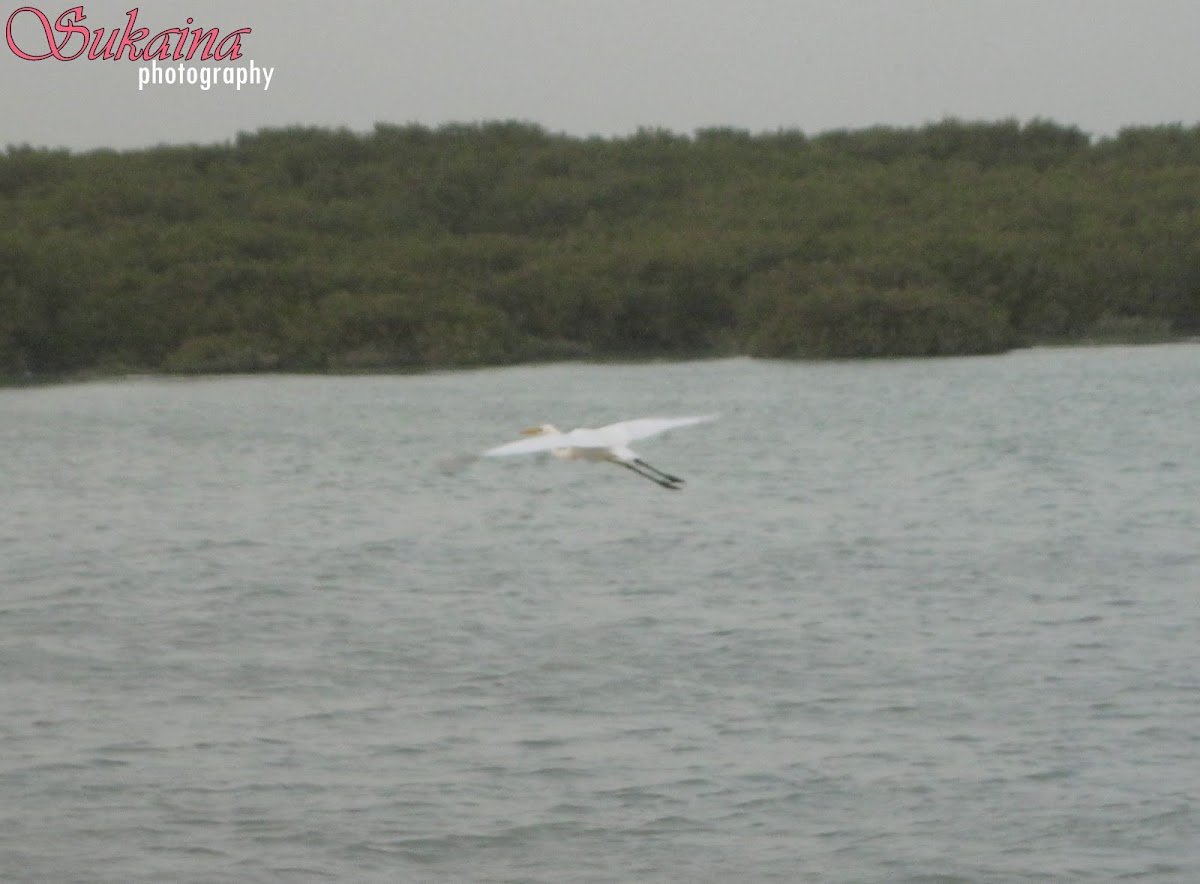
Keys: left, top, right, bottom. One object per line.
{"left": 3, "top": 0, "right": 1199, "bottom": 152}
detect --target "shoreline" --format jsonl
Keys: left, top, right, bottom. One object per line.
{"left": 5, "top": 335, "right": 1197, "bottom": 390}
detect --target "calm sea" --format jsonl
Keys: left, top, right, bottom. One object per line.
{"left": 2, "top": 346, "right": 1198, "bottom": 883}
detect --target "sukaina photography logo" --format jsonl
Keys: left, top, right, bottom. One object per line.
{"left": 4, "top": 5, "right": 275, "bottom": 91}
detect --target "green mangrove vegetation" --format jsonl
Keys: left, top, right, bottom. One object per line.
{"left": 3, "top": 118, "right": 1200, "bottom": 379}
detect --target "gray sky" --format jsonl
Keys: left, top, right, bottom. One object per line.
{"left": 3, "top": 0, "right": 1199, "bottom": 152}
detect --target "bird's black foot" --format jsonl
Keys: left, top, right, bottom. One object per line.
{"left": 622, "top": 461, "right": 684, "bottom": 489}
{"left": 634, "top": 458, "right": 684, "bottom": 485}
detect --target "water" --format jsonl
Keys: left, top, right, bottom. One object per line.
{"left": 2, "top": 346, "right": 1198, "bottom": 883}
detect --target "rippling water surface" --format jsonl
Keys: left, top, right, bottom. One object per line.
{"left": 2, "top": 346, "right": 1199, "bottom": 882}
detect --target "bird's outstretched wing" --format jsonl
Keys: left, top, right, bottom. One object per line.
{"left": 482, "top": 415, "right": 716, "bottom": 457}
{"left": 599, "top": 415, "right": 717, "bottom": 444}
{"left": 481, "top": 428, "right": 604, "bottom": 457}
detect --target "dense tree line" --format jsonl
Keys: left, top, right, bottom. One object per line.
{"left": 2, "top": 118, "right": 1199, "bottom": 379}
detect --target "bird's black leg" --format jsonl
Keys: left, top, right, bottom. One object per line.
{"left": 633, "top": 458, "right": 684, "bottom": 485}
{"left": 620, "top": 461, "right": 681, "bottom": 489}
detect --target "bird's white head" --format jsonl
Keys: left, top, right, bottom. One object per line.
{"left": 520, "top": 424, "right": 560, "bottom": 437}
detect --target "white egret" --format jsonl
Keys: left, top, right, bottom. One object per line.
{"left": 482, "top": 415, "right": 716, "bottom": 490}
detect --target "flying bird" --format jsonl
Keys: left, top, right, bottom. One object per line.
{"left": 482, "top": 415, "right": 716, "bottom": 490}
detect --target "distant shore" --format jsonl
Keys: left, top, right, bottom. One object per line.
{"left": 6, "top": 336, "right": 1199, "bottom": 391}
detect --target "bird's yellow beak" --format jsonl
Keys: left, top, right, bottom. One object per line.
{"left": 520, "top": 426, "right": 544, "bottom": 436}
